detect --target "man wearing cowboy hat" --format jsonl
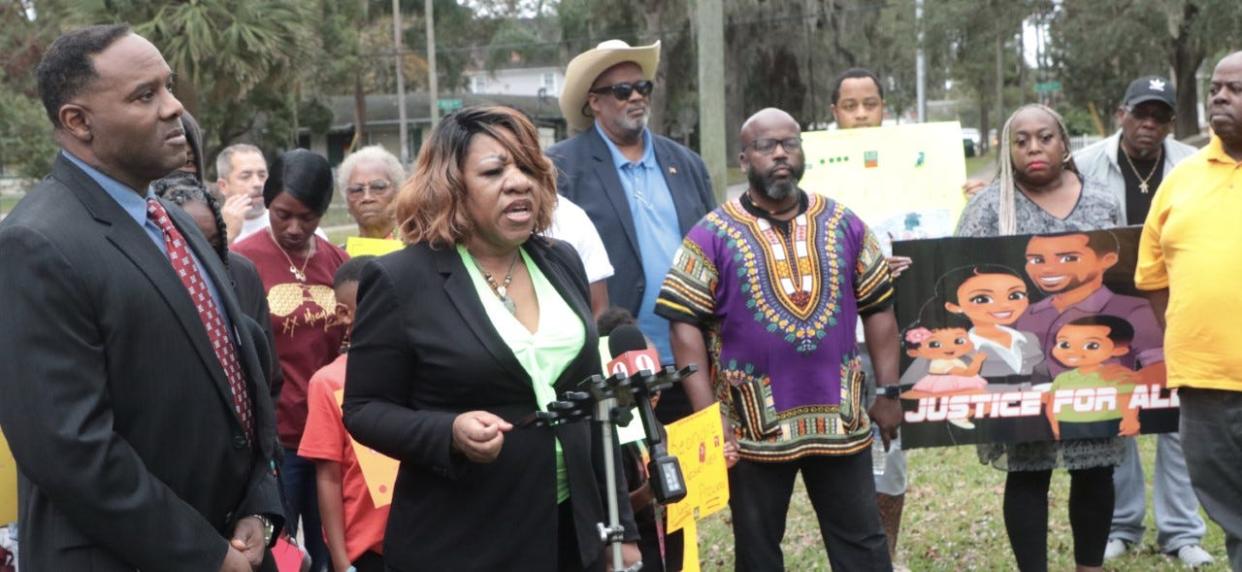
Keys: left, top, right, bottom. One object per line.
{"left": 548, "top": 40, "right": 717, "bottom": 426}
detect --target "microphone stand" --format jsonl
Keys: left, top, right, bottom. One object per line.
{"left": 528, "top": 377, "right": 633, "bottom": 572}
{"left": 593, "top": 375, "right": 628, "bottom": 572}
{"left": 528, "top": 364, "right": 697, "bottom": 572}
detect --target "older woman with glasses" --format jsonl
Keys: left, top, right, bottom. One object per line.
{"left": 337, "top": 145, "right": 405, "bottom": 240}
{"left": 343, "top": 106, "right": 639, "bottom": 571}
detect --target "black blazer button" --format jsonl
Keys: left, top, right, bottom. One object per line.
{"left": 232, "top": 434, "right": 248, "bottom": 449}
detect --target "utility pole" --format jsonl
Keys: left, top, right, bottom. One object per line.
{"left": 392, "top": 0, "right": 409, "bottom": 165}
{"left": 915, "top": 0, "right": 926, "bottom": 123}
{"left": 696, "top": 0, "right": 727, "bottom": 202}
{"left": 426, "top": 0, "right": 439, "bottom": 129}
{"left": 995, "top": 29, "right": 1004, "bottom": 147}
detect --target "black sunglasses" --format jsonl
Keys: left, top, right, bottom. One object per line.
{"left": 589, "top": 80, "right": 655, "bottom": 100}
{"left": 1126, "top": 105, "right": 1174, "bottom": 124}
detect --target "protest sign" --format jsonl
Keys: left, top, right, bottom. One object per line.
{"left": 665, "top": 402, "right": 730, "bottom": 533}
{"left": 334, "top": 390, "right": 400, "bottom": 507}
{"left": 345, "top": 236, "right": 403, "bottom": 258}
{"left": 0, "top": 429, "right": 14, "bottom": 524}
{"left": 891, "top": 227, "right": 1178, "bottom": 449}
{"left": 800, "top": 122, "right": 968, "bottom": 253}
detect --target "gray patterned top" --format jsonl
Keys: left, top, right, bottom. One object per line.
{"left": 954, "top": 176, "right": 1123, "bottom": 237}
{"left": 956, "top": 175, "right": 1125, "bottom": 472}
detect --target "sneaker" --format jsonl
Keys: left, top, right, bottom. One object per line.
{"left": 1103, "top": 538, "right": 1130, "bottom": 560}
{"left": 1174, "top": 544, "right": 1215, "bottom": 568}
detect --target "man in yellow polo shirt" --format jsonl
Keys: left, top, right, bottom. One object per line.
{"left": 1135, "top": 50, "right": 1242, "bottom": 571}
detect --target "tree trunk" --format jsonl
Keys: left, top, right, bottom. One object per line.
{"left": 644, "top": 0, "right": 668, "bottom": 135}
{"left": 1169, "top": 35, "right": 1202, "bottom": 139}
{"left": 352, "top": 71, "right": 368, "bottom": 151}
{"left": 979, "top": 100, "right": 990, "bottom": 155}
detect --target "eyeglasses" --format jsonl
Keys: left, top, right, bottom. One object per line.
{"left": 744, "top": 137, "right": 803, "bottom": 154}
{"left": 345, "top": 180, "right": 393, "bottom": 196}
{"left": 589, "top": 80, "right": 655, "bottom": 100}
{"left": 1126, "top": 105, "right": 1174, "bottom": 124}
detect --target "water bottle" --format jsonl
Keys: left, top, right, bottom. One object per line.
{"left": 871, "top": 425, "right": 887, "bottom": 476}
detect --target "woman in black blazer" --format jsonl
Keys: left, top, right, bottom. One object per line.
{"left": 343, "top": 106, "right": 639, "bottom": 571}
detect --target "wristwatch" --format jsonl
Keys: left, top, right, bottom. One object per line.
{"left": 247, "top": 514, "right": 276, "bottom": 547}
{"left": 876, "top": 385, "right": 901, "bottom": 399}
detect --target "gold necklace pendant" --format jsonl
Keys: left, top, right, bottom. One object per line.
{"left": 1123, "top": 146, "right": 1162, "bottom": 195}
{"left": 289, "top": 265, "right": 307, "bottom": 282}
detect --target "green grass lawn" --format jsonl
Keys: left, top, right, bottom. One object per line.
{"left": 964, "top": 150, "right": 996, "bottom": 182}
{"left": 695, "top": 436, "right": 1229, "bottom": 570}
{"left": 0, "top": 193, "right": 23, "bottom": 215}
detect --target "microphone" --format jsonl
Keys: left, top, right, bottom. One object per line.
{"left": 606, "top": 326, "right": 660, "bottom": 379}
{"left": 606, "top": 325, "right": 688, "bottom": 504}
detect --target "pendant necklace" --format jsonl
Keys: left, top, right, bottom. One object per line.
{"left": 479, "top": 250, "right": 521, "bottom": 315}
{"left": 1122, "top": 146, "right": 1163, "bottom": 194}
{"left": 268, "top": 228, "right": 313, "bottom": 282}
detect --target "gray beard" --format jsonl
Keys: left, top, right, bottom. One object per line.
{"left": 762, "top": 179, "right": 796, "bottom": 201}
{"left": 616, "top": 110, "right": 649, "bottom": 135}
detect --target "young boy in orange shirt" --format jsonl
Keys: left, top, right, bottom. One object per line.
{"left": 298, "top": 256, "right": 389, "bottom": 572}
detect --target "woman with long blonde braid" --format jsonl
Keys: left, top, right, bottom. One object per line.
{"left": 954, "top": 104, "right": 1124, "bottom": 572}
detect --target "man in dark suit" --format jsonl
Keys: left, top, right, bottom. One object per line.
{"left": 547, "top": 40, "right": 717, "bottom": 423}
{"left": 0, "top": 25, "right": 283, "bottom": 571}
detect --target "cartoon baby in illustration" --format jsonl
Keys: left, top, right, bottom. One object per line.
{"left": 1045, "top": 315, "right": 1142, "bottom": 441}
{"left": 904, "top": 326, "right": 989, "bottom": 394}
{"left": 902, "top": 312, "right": 990, "bottom": 429}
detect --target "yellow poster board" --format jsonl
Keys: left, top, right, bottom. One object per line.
{"left": 0, "top": 427, "right": 16, "bottom": 524}
{"left": 800, "top": 122, "right": 968, "bottom": 251}
{"left": 334, "top": 390, "right": 400, "bottom": 507}
{"left": 665, "top": 402, "right": 729, "bottom": 533}
{"left": 345, "top": 237, "right": 404, "bottom": 258}
{"left": 681, "top": 518, "right": 702, "bottom": 572}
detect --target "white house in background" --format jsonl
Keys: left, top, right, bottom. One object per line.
{"left": 465, "top": 66, "right": 565, "bottom": 98}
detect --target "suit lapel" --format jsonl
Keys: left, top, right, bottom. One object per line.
{"left": 54, "top": 156, "right": 247, "bottom": 433}
{"left": 433, "top": 247, "right": 530, "bottom": 384}
{"left": 651, "top": 137, "right": 699, "bottom": 235}
{"left": 586, "top": 128, "right": 642, "bottom": 261}
{"left": 168, "top": 202, "right": 272, "bottom": 441}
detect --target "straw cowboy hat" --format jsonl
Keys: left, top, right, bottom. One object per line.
{"left": 559, "top": 39, "right": 661, "bottom": 131}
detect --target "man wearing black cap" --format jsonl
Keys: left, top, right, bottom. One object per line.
{"left": 1075, "top": 76, "right": 1199, "bottom": 225}
{"left": 1073, "top": 76, "right": 1213, "bottom": 567}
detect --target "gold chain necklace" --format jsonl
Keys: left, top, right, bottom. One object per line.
{"left": 474, "top": 249, "right": 520, "bottom": 315}
{"left": 1121, "top": 145, "right": 1163, "bottom": 194}
{"left": 267, "top": 228, "right": 314, "bottom": 282}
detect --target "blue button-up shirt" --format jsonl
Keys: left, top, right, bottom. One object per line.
{"left": 595, "top": 124, "right": 682, "bottom": 363}
{"left": 64, "top": 152, "right": 234, "bottom": 337}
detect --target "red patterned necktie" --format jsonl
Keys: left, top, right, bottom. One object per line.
{"left": 146, "top": 198, "right": 254, "bottom": 441}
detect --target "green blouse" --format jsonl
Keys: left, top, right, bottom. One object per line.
{"left": 457, "top": 245, "right": 585, "bottom": 503}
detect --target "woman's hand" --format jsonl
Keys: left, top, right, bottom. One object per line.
{"left": 886, "top": 256, "right": 912, "bottom": 279}
{"left": 451, "top": 411, "right": 512, "bottom": 463}
{"left": 962, "top": 179, "right": 988, "bottom": 197}
{"left": 603, "top": 542, "right": 642, "bottom": 572}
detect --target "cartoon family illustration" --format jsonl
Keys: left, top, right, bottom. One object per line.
{"left": 899, "top": 230, "right": 1167, "bottom": 441}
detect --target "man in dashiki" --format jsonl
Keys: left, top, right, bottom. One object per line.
{"left": 657, "top": 108, "right": 903, "bottom": 570}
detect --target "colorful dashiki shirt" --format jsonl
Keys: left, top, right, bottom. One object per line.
{"left": 656, "top": 192, "right": 894, "bottom": 461}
